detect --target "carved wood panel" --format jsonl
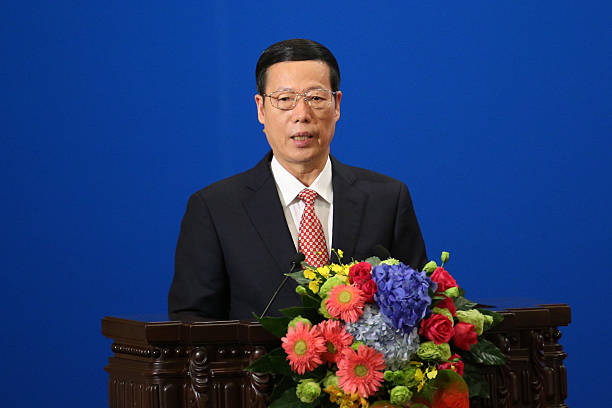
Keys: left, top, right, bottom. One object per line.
{"left": 103, "top": 306, "right": 570, "bottom": 408}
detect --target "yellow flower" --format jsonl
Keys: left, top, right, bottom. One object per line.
{"left": 337, "top": 249, "right": 344, "bottom": 259}
{"left": 324, "top": 385, "right": 343, "bottom": 403}
{"left": 339, "top": 393, "right": 360, "bottom": 408}
{"left": 317, "top": 266, "right": 331, "bottom": 279}
{"left": 304, "top": 269, "right": 316, "bottom": 280}
{"left": 330, "top": 263, "right": 343, "bottom": 274}
{"left": 324, "top": 386, "right": 368, "bottom": 408}
{"left": 337, "top": 274, "right": 348, "bottom": 284}
{"left": 426, "top": 367, "right": 438, "bottom": 380}
{"left": 309, "top": 279, "right": 321, "bottom": 294}
{"left": 414, "top": 368, "right": 424, "bottom": 382}
{"left": 417, "top": 381, "right": 425, "bottom": 392}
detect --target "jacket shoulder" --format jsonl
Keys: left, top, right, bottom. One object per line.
{"left": 332, "top": 157, "right": 408, "bottom": 192}
{"left": 190, "top": 153, "right": 272, "bottom": 202}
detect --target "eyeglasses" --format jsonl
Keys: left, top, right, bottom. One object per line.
{"left": 262, "top": 89, "right": 337, "bottom": 110}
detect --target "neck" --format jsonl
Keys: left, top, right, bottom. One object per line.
{"left": 278, "top": 156, "right": 327, "bottom": 187}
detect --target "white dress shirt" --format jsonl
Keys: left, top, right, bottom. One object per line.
{"left": 270, "top": 156, "right": 333, "bottom": 256}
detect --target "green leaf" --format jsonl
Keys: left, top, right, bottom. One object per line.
{"left": 466, "top": 338, "right": 506, "bottom": 366}
{"left": 246, "top": 347, "right": 293, "bottom": 376}
{"left": 256, "top": 315, "right": 291, "bottom": 338}
{"left": 280, "top": 306, "right": 321, "bottom": 323}
{"left": 270, "top": 375, "right": 295, "bottom": 401}
{"left": 269, "top": 386, "right": 300, "bottom": 408}
{"left": 463, "top": 363, "right": 491, "bottom": 399}
{"left": 292, "top": 364, "right": 328, "bottom": 383}
{"left": 413, "top": 369, "right": 468, "bottom": 405}
{"left": 286, "top": 271, "right": 310, "bottom": 285}
{"left": 454, "top": 296, "right": 478, "bottom": 311}
{"left": 269, "top": 386, "right": 322, "bottom": 408}
{"left": 301, "top": 292, "right": 321, "bottom": 309}
{"left": 479, "top": 309, "right": 504, "bottom": 330}
{"left": 364, "top": 256, "right": 382, "bottom": 266}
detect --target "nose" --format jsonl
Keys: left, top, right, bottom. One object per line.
{"left": 292, "top": 95, "right": 312, "bottom": 122}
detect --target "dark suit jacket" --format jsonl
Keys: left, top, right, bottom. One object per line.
{"left": 168, "top": 152, "right": 427, "bottom": 321}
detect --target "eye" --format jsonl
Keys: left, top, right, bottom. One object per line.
{"left": 308, "top": 90, "right": 330, "bottom": 101}
{"left": 274, "top": 92, "right": 296, "bottom": 102}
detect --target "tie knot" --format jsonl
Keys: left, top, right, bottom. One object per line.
{"left": 298, "top": 188, "right": 318, "bottom": 206}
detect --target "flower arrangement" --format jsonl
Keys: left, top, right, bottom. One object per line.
{"left": 248, "top": 250, "right": 505, "bottom": 408}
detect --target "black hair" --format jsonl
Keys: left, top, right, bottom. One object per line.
{"left": 255, "top": 39, "right": 340, "bottom": 95}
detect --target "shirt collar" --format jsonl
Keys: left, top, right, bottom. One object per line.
{"left": 271, "top": 156, "right": 333, "bottom": 206}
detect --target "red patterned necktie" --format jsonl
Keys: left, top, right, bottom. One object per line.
{"left": 298, "top": 189, "right": 330, "bottom": 268}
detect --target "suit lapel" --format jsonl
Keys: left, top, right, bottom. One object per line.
{"left": 242, "top": 153, "right": 368, "bottom": 269}
{"left": 243, "top": 152, "right": 296, "bottom": 274}
{"left": 330, "top": 156, "right": 368, "bottom": 260}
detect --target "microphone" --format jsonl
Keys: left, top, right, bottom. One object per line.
{"left": 372, "top": 244, "right": 392, "bottom": 260}
{"left": 260, "top": 253, "right": 305, "bottom": 318}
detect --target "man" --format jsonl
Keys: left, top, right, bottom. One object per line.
{"left": 168, "top": 39, "right": 426, "bottom": 321}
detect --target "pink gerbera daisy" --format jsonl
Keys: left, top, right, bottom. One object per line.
{"left": 325, "top": 284, "right": 365, "bottom": 323}
{"left": 281, "top": 321, "right": 326, "bottom": 374}
{"left": 337, "top": 344, "right": 386, "bottom": 398}
{"left": 317, "top": 319, "right": 354, "bottom": 365}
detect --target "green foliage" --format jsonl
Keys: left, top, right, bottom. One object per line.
{"left": 292, "top": 364, "right": 328, "bottom": 383}
{"left": 466, "top": 338, "right": 506, "bottom": 366}
{"left": 364, "top": 256, "right": 382, "bottom": 266}
{"left": 270, "top": 386, "right": 302, "bottom": 408}
{"left": 454, "top": 296, "right": 478, "bottom": 311}
{"left": 280, "top": 306, "right": 321, "bottom": 323}
{"left": 245, "top": 347, "right": 293, "bottom": 376}
{"left": 479, "top": 309, "right": 504, "bottom": 330}
{"left": 255, "top": 315, "right": 291, "bottom": 338}
{"left": 463, "top": 363, "right": 491, "bottom": 399}
{"left": 286, "top": 270, "right": 310, "bottom": 285}
{"left": 300, "top": 291, "right": 322, "bottom": 309}
{"left": 269, "top": 384, "right": 329, "bottom": 408}
{"left": 412, "top": 369, "right": 467, "bottom": 405}
{"left": 270, "top": 376, "right": 295, "bottom": 402}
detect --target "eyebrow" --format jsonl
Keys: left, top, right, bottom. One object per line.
{"left": 272, "top": 86, "right": 328, "bottom": 93}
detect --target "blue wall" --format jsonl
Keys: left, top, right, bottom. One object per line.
{"left": 2, "top": 2, "right": 610, "bottom": 406}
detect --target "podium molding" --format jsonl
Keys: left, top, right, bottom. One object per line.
{"left": 102, "top": 304, "right": 570, "bottom": 408}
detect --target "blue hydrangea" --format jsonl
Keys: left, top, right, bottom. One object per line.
{"left": 371, "top": 262, "right": 436, "bottom": 333}
{"left": 345, "top": 304, "right": 420, "bottom": 370}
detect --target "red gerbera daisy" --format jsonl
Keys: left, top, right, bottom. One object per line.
{"left": 317, "top": 319, "right": 354, "bottom": 365}
{"left": 325, "top": 284, "right": 365, "bottom": 323}
{"left": 337, "top": 344, "right": 386, "bottom": 398}
{"left": 281, "top": 321, "right": 326, "bottom": 374}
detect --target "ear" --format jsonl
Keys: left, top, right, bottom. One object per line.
{"left": 254, "top": 94, "right": 265, "bottom": 125}
{"left": 333, "top": 91, "right": 342, "bottom": 122}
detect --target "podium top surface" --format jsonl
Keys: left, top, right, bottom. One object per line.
{"left": 101, "top": 303, "right": 570, "bottom": 344}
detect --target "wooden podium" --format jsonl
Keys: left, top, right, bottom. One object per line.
{"left": 102, "top": 304, "right": 570, "bottom": 408}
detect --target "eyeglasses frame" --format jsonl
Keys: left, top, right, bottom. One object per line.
{"left": 262, "top": 88, "right": 339, "bottom": 111}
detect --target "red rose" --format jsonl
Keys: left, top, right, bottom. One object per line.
{"left": 431, "top": 267, "right": 458, "bottom": 293}
{"left": 435, "top": 295, "right": 456, "bottom": 316}
{"left": 419, "top": 313, "right": 454, "bottom": 344}
{"left": 358, "top": 278, "right": 377, "bottom": 303}
{"left": 452, "top": 322, "right": 478, "bottom": 350}
{"left": 438, "top": 354, "right": 464, "bottom": 376}
{"left": 348, "top": 262, "right": 372, "bottom": 285}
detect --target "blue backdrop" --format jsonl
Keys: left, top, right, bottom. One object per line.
{"left": 2, "top": 1, "right": 610, "bottom": 406}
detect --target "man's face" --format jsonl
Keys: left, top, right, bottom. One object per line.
{"left": 255, "top": 60, "right": 342, "bottom": 172}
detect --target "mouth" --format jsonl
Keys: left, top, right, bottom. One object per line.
{"left": 290, "top": 132, "right": 313, "bottom": 141}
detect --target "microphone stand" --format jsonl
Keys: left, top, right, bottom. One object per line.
{"left": 260, "top": 253, "right": 305, "bottom": 318}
